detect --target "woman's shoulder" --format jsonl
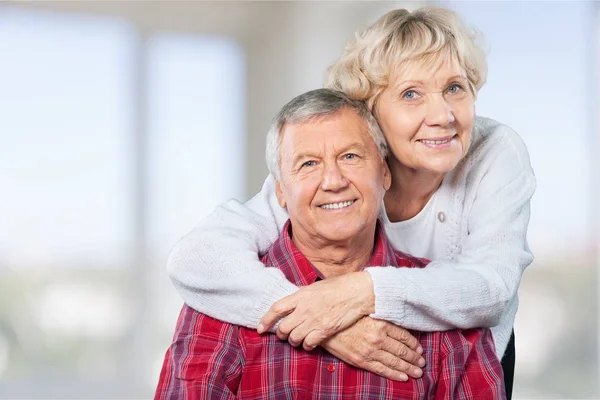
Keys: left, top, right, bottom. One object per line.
{"left": 447, "top": 116, "right": 536, "bottom": 203}
{"left": 468, "top": 116, "right": 533, "bottom": 172}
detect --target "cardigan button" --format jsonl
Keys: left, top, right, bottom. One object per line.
{"left": 437, "top": 211, "right": 446, "bottom": 223}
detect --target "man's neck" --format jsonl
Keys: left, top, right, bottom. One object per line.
{"left": 291, "top": 225, "right": 377, "bottom": 278}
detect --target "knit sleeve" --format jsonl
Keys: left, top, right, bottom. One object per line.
{"left": 366, "top": 130, "right": 536, "bottom": 332}
{"left": 167, "top": 175, "right": 298, "bottom": 329}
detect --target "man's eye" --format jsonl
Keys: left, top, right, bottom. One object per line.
{"left": 343, "top": 153, "right": 357, "bottom": 160}
{"left": 302, "top": 160, "right": 316, "bottom": 168}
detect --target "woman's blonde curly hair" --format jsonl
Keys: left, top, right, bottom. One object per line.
{"left": 326, "top": 7, "right": 487, "bottom": 108}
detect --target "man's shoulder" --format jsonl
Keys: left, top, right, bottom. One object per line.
{"left": 177, "top": 304, "right": 239, "bottom": 336}
{"left": 259, "top": 231, "right": 287, "bottom": 267}
{"left": 390, "top": 248, "right": 430, "bottom": 268}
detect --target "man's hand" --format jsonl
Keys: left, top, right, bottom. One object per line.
{"left": 323, "top": 317, "right": 426, "bottom": 382}
{"left": 257, "top": 271, "right": 374, "bottom": 350}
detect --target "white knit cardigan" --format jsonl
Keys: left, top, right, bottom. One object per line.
{"left": 167, "top": 116, "right": 536, "bottom": 357}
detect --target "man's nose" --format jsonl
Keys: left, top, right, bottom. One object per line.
{"left": 425, "top": 93, "right": 455, "bottom": 127}
{"left": 320, "top": 162, "right": 349, "bottom": 191}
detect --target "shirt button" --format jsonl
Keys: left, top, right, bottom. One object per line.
{"left": 437, "top": 211, "right": 446, "bottom": 223}
{"left": 327, "top": 364, "right": 335, "bottom": 372}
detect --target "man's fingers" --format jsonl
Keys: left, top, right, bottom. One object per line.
{"left": 373, "top": 350, "right": 423, "bottom": 379}
{"left": 385, "top": 325, "right": 420, "bottom": 351}
{"left": 258, "top": 297, "right": 297, "bottom": 334}
{"left": 381, "top": 336, "right": 426, "bottom": 369}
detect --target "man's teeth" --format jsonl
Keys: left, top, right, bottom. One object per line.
{"left": 420, "top": 137, "right": 453, "bottom": 145}
{"left": 320, "top": 200, "right": 354, "bottom": 210}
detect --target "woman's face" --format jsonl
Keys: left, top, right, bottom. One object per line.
{"left": 375, "top": 59, "right": 476, "bottom": 174}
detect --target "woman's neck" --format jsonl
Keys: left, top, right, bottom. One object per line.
{"left": 291, "top": 224, "right": 376, "bottom": 278}
{"left": 384, "top": 156, "right": 446, "bottom": 222}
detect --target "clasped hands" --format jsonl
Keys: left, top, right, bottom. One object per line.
{"left": 257, "top": 271, "right": 425, "bottom": 381}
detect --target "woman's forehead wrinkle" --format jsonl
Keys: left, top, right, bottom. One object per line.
{"left": 392, "top": 63, "right": 467, "bottom": 92}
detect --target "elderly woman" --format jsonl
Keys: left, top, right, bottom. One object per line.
{"left": 167, "top": 6, "right": 535, "bottom": 398}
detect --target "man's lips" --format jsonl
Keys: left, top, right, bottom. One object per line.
{"left": 318, "top": 199, "right": 356, "bottom": 210}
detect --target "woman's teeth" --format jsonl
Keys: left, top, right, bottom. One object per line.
{"left": 420, "top": 137, "right": 453, "bottom": 145}
{"left": 320, "top": 200, "right": 354, "bottom": 210}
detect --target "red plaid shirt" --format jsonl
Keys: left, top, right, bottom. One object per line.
{"left": 156, "top": 221, "right": 505, "bottom": 400}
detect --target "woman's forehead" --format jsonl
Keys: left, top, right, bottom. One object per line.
{"left": 389, "top": 57, "right": 467, "bottom": 88}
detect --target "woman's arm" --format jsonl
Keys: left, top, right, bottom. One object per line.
{"left": 168, "top": 176, "right": 425, "bottom": 379}
{"left": 260, "top": 129, "right": 535, "bottom": 347}
{"left": 167, "top": 175, "right": 298, "bottom": 328}
{"left": 368, "top": 138, "right": 536, "bottom": 331}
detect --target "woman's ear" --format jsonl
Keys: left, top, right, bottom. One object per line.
{"left": 275, "top": 179, "right": 287, "bottom": 208}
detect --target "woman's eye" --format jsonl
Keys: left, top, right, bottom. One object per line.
{"left": 447, "top": 83, "right": 464, "bottom": 93}
{"left": 402, "top": 90, "right": 418, "bottom": 100}
{"left": 302, "top": 160, "right": 316, "bottom": 168}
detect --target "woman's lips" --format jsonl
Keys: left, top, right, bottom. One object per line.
{"left": 417, "top": 135, "right": 457, "bottom": 149}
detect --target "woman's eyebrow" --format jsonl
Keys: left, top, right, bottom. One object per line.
{"left": 445, "top": 75, "right": 469, "bottom": 82}
{"left": 393, "top": 79, "right": 425, "bottom": 89}
{"left": 394, "top": 75, "right": 468, "bottom": 90}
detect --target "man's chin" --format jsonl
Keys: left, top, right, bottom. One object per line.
{"left": 316, "top": 226, "right": 363, "bottom": 244}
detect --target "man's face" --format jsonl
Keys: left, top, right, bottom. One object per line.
{"left": 275, "top": 108, "right": 391, "bottom": 244}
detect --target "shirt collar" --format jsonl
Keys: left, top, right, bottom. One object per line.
{"left": 263, "top": 219, "right": 398, "bottom": 286}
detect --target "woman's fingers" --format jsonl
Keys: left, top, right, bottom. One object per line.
{"left": 320, "top": 317, "right": 426, "bottom": 381}
{"left": 301, "top": 328, "right": 328, "bottom": 351}
{"left": 258, "top": 272, "right": 373, "bottom": 342}
{"left": 361, "top": 359, "right": 409, "bottom": 382}
{"left": 258, "top": 294, "right": 297, "bottom": 333}
{"left": 275, "top": 312, "right": 299, "bottom": 340}
{"left": 380, "top": 331, "right": 426, "bottom": 370}
{"left": 280, "top": 317, "right": 310, "bottom": 346}
{"left": 384, "top": 324, "right": 421, "bottom": 352}
{"left": 375, "top": 344, "right": 424, "bottom": 378}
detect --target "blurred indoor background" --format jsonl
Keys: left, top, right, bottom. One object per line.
{"left": 0, "top": 1, "right": 598, "bottom": 398}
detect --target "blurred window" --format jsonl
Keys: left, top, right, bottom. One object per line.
{"left": 0, "top": 6, "right": 245, "bottom": 398}
{"left": 146, "top": 33, "right": 245, "bottom": 264}
{"left": 145, "top": 32, "right": 246, "bottom": 386}
{"left": 0, "top": 8, "right": 135, "bottom": 270}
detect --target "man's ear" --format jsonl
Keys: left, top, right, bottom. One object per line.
{"left": 275, "top": 179, "right": 287, "bottom": 208}
{"left": 382, "top": 159, "right": 392, "bottom": 191}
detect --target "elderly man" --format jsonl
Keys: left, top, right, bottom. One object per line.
{"left": 155, "top": 89, "right": 505, "bottom": 399}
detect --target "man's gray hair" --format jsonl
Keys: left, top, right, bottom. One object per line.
{"left": 265, "top": 88, "right": 389, "bottom": 180}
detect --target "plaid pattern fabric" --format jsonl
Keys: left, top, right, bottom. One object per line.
{"left": 156, "top": 221, "right": 505, "bottom": 400}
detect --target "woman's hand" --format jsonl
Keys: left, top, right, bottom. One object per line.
{"left": 322, "top": 317, "right": 426, "bottom": 381}
{"left": 257, "top": 271, "right": 375, "bottom": 350}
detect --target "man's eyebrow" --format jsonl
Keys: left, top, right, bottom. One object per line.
{"left": 291, "top": 151, "right": 319, "bottom": 166}
{"left": 338, "top": 141, "right": 368, "bottom": 153}
{"left": 290, "top": 141, "right": 367, "bottom": 165}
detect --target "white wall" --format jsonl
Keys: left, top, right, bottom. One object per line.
{"left": 13, "top": 1, "right": 423, "bottom": 195}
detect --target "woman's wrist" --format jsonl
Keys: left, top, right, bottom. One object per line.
{"left": 358, "top": 271, "right": 376, "bottom": 315}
